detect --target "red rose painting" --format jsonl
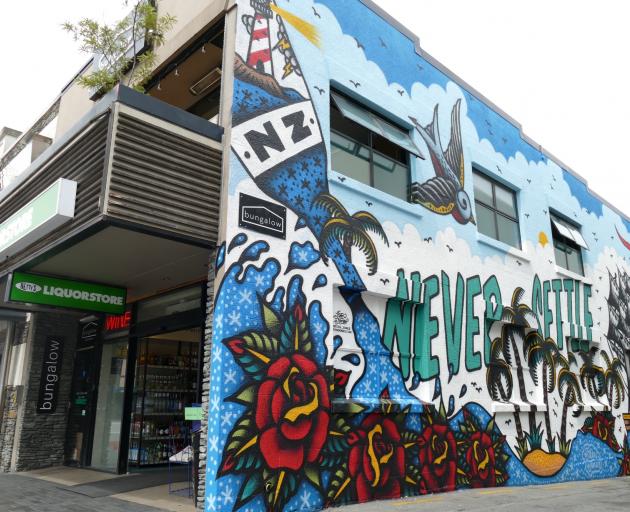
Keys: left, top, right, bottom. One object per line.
{"left": 256, "top": 354, "right": 330, "bottom": 470}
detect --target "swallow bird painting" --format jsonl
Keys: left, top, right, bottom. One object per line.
{"left": 410, "top": 100, "right": 475, "bottom": 225}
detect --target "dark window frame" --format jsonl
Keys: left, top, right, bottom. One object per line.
{"left": 550, "top": 213, "right": 585, "bottom": 276}
{"left": 473, "top": 170, "right": 521, "bottom": 249}
{"left": 330, "top": 96, "right": 411, "bottom": 201}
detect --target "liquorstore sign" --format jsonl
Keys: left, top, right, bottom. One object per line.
{"left": 8, "top": 272, "right": 127, "bottom": 314}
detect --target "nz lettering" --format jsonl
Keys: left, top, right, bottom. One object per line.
{"left": 232, "top": 101, "right": 322, "bottom": 177}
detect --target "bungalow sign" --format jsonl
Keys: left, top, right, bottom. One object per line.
{"left": 239, "top": 193, "right": 286, "bottom": 239}
{"left": 37, "top": 336, "right": 64, "bottom": 414}
{"left": 8, "top": 272, "right": 126, "bottom": 314}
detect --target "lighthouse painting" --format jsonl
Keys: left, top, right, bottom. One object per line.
{"left": 231, "top": 0, "right": 328, "bottom": 227}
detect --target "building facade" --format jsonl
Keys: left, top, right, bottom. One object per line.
{"left": 0, "top": 1, "right": 629, "bottom": 512}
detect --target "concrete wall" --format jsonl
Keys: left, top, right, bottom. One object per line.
{"left": 203, "top": 1, "right": 630, "bottom": 511}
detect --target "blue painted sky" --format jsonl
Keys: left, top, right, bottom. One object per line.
{"left": 317, "top": 0, "right": 545, "bottom": 164}
{"left": 315, "top": 0, "right": 623, "bottom": 222}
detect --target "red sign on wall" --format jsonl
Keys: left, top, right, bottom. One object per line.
{"left": 104, "top": 311, "right": 131, "bottom": 331}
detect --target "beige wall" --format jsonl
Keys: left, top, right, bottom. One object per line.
{"left": 54, "top": 78, "right": 95, "bottom": 140}
{"left": 55, "top": 0, "right": 229, "bottom": 141}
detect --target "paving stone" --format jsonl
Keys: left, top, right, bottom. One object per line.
{"left": 0, "top": 474, "right": 162, "bottom": 512}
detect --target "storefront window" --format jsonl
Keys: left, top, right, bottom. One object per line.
{"left": 128, "top": 329, "right": 200, "bottom": 467}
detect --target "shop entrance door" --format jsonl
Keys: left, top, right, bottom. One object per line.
{"left": 65, "top": 346, "right": 99, "bottom": 466}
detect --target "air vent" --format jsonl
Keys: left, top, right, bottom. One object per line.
{"left": 189, "top": 68, "right": 222, "bottom": 96}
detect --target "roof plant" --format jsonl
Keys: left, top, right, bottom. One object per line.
{"left": 63, "top": 0, "right": 176, "bottom": 94}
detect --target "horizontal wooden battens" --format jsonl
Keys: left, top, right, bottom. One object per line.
{"left": 0, "top": 87, "right": 224, "bottom": 276}
{"left": 106, "top": 108, "right": 222, "bottom": 241}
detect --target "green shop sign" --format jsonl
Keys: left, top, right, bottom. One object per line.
{"left": 9, "top": 272, "right": 126, "bottom": 314}
{"left": 0, "top": 178, "right": 77, "bottom": 259}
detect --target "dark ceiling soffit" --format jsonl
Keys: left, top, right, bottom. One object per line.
{"left": 1, "top": 214, "right": 214, "bottom": 281}
{"left": 3, "top": 217, "right": 108, "bottom": 279}
{"left": 144, "top": 17, "right": 225, "bottom": 92}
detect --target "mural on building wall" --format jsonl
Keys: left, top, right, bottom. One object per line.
{"left": 409, "top": 100, "right": 475, "bottom": 226}
{"left": 205, "top": 1, "right": 630, "bottom": 511}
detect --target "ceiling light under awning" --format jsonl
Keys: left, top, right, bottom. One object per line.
{"left": 190, "top": 67, "right": 222, "bottom": 96}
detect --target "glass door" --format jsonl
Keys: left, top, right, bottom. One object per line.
{"left": 90, "top": 340, "right": 128, "bottom": 472}
{"left": 65, "top": 346, "right": 99, "bottom": 466}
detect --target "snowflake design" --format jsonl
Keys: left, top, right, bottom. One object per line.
{"left": 225, "top": 369, "right": 237, "bottom": 385}
{"left": 221, "top": 486, "right": 234, "bottom": 505}
{"left": 300, "top": 489, "right": 312, "bottom": 509}
{"left": 254, "top": 274, "right": 266, "bottom": 288}
{"left": 221, "top": 411, "right": 234, "bottom": 427}
{"left": 239, "top": 289, "right": 253, "bottom": 304}
{"left": 228, "top": 311, "right": 241, "bottom": 327}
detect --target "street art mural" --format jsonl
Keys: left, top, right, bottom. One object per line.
{"left": 205, "top": 1, "right": 630, "bottom": 511}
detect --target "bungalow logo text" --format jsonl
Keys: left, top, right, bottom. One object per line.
{"left": 239, "top": 193, "right": 287, "bottom": 239}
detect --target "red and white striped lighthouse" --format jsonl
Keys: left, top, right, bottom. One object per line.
{"left": 246, "top": 0, "right": 274, "bottom": 75}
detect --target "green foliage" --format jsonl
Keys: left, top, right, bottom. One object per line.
{"left": 514, "top": 436, "right": 529, "bottom": 461}
{"left": 326, "top": 463, "right": 352, "bottom": 506}
{"left": 559, "top": 439, "right": 572, "bottom": 457}
{"left": 263, "top": 469, "right": 298, "bottom": 511}
{"left": 63, "top": 1, "right": 176, "bottom": 94}
{"left": 525, "top": 422, "right": 544, "bottom": 450}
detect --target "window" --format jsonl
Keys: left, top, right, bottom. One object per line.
{"left": 550, "top": 214, "right": 587, "bottom": 275}
{"left": 330, "top": 92, "right": 420, "bottom": 201}
{"left": 473, "top": 171, "right": 521, "bottom": 249}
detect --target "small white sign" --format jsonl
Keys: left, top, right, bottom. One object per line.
{"left": 0, "top": 178, "right": 77, "bottom": 260}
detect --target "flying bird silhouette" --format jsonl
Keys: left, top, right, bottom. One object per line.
{"left": 314, "top": 86, "right": 325, "bottom": 95}
{"left": 410, "top": 99, "right": 476, "bottom": 225}
{"left": 349, "top": 80, "right": 361, "bottom": 88}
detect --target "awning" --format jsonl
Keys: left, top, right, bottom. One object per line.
{"left": 551, "top": 216, "right": 589, "bottom": 249}
{"left": 331, "top": 92, "right": 422, "bottom": 157}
